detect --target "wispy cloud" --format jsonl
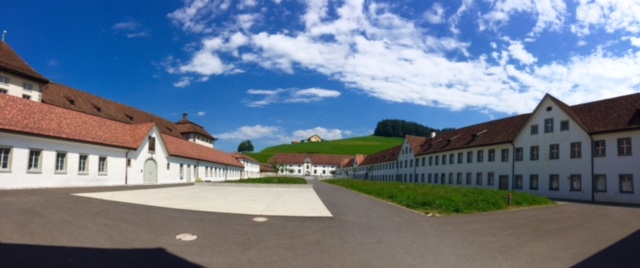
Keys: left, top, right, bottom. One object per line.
{"left": 215, "top": 125, "right": 352, "bottom": 144}
{"left": 244, "top": 88, "right": 340, "bottom": 107}
{"left": 112, "top": 20, "right": 149, "bottom": 38}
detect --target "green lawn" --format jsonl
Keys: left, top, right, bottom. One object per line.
{"left": 246, "top": 135, "right": 403, "bottom": 163}
{"left": 325, "top": 179, "right": 554, "bottom": 215}
{"left": 226, "top": 177, "right": 307, "bottom": 184}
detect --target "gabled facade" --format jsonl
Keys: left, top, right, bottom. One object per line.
{"left": 269, "top": 153, "right": 351, "bottom": 177}
{"left": 0, "top": 41, "right": 49, "bottom": 102}
{"left": 232, "top": 153, "right": 261, "bottom": 179}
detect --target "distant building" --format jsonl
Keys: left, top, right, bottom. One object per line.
{"left": 307, "top": 134, "right": 323, "bottom": 142}
{"left": 268, "top": 153, "right": 351, "bottom": 177}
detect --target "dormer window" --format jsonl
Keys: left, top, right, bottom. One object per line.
{"left": 125, "top": 114, "right": 134, "bottom": 122}
{"left": 166, "top": 127, "right": 173, "bottom": 132}
{"left": 65, "top": 97, "right": 75, "bottom": 106}
{"left": 23, "top": 82, "right": 33, "bottom": 90}
{"left": 92, "top": 104, "right": 101, "bottom": 113}
{"left": 148, "top": 136, "right": 156, "bottom": 152}
{"left": 0, "top": 75, "right": 9, "bottom": 84}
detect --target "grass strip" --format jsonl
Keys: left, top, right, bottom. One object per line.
{"left": 325, "top": 179, "right": 554, "bottom": 215}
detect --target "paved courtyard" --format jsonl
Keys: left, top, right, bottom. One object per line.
{"left": 1, "top": 179, "right": 639, "bottom": 267}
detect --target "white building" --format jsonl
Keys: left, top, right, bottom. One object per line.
{"left": 269, "top": 153, "right": 352, "bottom": 177}
{"left": 0, "top": 40, "right": 248, "bottom": 189}
{"left": 232, "top": 153, "right": 261, "bottom": 179}
{"left": 354, "top": 94, "right": 640, "bottom": 205}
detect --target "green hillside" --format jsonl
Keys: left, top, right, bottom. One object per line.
{"left": 246, "top": 135, "right": 403, "bottom": 163}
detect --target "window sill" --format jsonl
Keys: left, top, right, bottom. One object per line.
{"left": 98, "top": 173, "right": 108, "bottom": 176}
{"left": 78, "top": 172, "right": 89, "bottom": 175}
{"left": 27, "top": 170, "right": 42, "bottom": 174}
{"left": 54, "top": 171, "right": 67, "bottom": 175}
{"left": 0, "top": 169, "right": 11, "bottom": 173}
{"left": 620, "top": 191, "right": 635, "bottom": 194}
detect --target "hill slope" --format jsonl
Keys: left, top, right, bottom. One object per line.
{"left": 246, "top": 135, "right": 403, "bottom": 163}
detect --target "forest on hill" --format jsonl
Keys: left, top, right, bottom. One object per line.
{"left": 373, "top": 119, "right": 454, "bottom": 138}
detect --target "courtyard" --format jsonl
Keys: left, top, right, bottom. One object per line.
{"left": 1, "top": 179, "right": 639, "bottom": 267}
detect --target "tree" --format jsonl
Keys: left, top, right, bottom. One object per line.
{"left": 237, "top": 140, "right": 254, "bottom": 152}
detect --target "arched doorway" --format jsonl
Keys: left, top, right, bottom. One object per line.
{"left": 143, "top": 159, "right": 158, "bottom": 184}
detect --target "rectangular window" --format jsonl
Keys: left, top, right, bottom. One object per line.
{"left": 467, "top": 151, "right": 473, "bottom": 163}
{"left": 617, "top": 138, "right": 632, "bottom": 156}
{"left": 22, "top": 94, "right": 31, "bottom": 100}
{"left": 428, "top": 156, "right": 433, "bottom": 166}
{"left": 428, "top": 173, "right": 432, "bottom": 183}
{"left": 449, "top": 154, "right": 454, "bottom": 165}
{"left": 514, "top": 175, "right": 523, "bottom": 189}
{"left": 457, "top": 152, "right": 463, "bottom": 164}
{"left": 570, "top": 174, "right": 581, "bottom": 191}
{"left": 98, "top": 156, "right": 107, "bottom": 174}
{"left": 466, "top": 172, "right": 472, "bottom": 185}
{"left": 488, "top": 172, "right": 495, "bottom": 186}
{"left": 529, "top": 174, "right": 539, "bottom": 190}
{"left": 435, "top": 156, "right": 439, "bottom": 165}
{"left": 448, "top": 173, "right": 453, "bottom": 184}
{"left": 0, "top": 89, "right": 7, "bottom": 94}
{"left": 515, "top": 147, "right": 523, "bottom": 161}
{"left": 167, "top": 163, "right": 171, "bottom": 170}
{"left": 456, "top": 173, "right": 462, "bottom": 184}
{"left": 570, "top": 142, "right": 582, "bottom": 158}
{"left": 78, "top": 155, "right": 88, "bottom": 174}
{"left": 180, "top": 164, "right": 184, "bottom": 180}
{"left": 148, "top": 136, "right": 156, "bottom": 152}
{"left": 593, "top": 140, "right": 606, "bottom": 157}
{"left": 55, "top": 152, "right": 67, "bottom": 173}
{"left": 421, "top": 158, "right": 425, "bottom": 166}
{"left": 560, "top": 120, "right": 569, "bottom": 131}
{"left": 488, "top": 149, "right": 495, "bottom": 162}
{"left": 530, "top": 146, "right": 539, "bottom": 161}
{"left": 549, "top": 174, "right": 559, "bottom": 191}
{"left": 442, "top": 155, "right": 446, "bottom": 165}
{"left": 27, "top": 150, "right": 42, "bottom": 172}
{"left": 23, "top": 82, "right": 33, "bottom": 90}
{"left": 595, "top": 175, "right": 607, "bottom": 192}
{"left": 620, "top": 174, "right": 634, "bottom": 193}
{"left": 0, "top": 75, "right": 9, "bottom": 84}
{"left": 530, "top": 124, "right": 538, "bottom": 135}
{"left": 477, "top": 150, "right": 483, "bottom": 163}
{"left": 476, "top": 172, "right": 483, "bottom": 185}
{"left": 0, "top": 147, "right": 12, "bottom": 171}
{"left": 550, "top": 144, "right": 560, "bottom": 159}
{"left": 544, "top": 118, "right": 554, "bottom": 133}
{"left": 501, "top": 149, "right": 509, "bottom": 162}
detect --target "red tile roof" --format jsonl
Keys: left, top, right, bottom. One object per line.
{"left": 359, "top": 145, "right": 401, "bottom": 166}
{"left": 162, "top": 134, "right": 244, "bottom": 168}
{"left": 406, "top": 135, "right": 427, "bottom": 154}
{"left": 260, "top": 164, "right": 275, "bottom": 173}
{"left": 42, "top": 83, "right": 186, "bottom": 139}
{"left": 268, "top": 153, "right": 351, "bottom": 166}
{"left": 0, "top": 41, "right": 48, "bottom": 83}
{"left": 232, "top": 152, "right": 259, "bottom": 163}
{"left": 0, "top": 94, "right": 151, "bottom": 149}
{"left": 176, "top": 113, "right": 215, "bottom": 140}
{"left": 570, "top": 92, "right": 640, "bottom": 134}
{"left": 417, "top": 114, "right": 530, "bottom": 156}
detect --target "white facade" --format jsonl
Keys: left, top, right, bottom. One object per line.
{"left": 0, "top": 71, "right": 44, "bottom": 102}
{"left": 238, "top": 158, "right": 260, "bottom": 179}
{"left": 591, "top": 129, "right": 640, "bottom": 204}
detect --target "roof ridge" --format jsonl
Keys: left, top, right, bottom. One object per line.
{"left": 0, "top": 41, "right": 48, "bottom": 83}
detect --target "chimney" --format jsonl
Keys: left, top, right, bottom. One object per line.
{"left": 430, "top": 131, "right": 436, "bottom": 138}
{"left": 182, "top": 113, "right": 188, "bottom": 120}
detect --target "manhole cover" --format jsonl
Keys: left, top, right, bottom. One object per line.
{"left": 253, "top": 217, "right": 269, "bottom": 222}
{"left": 175, "top": 233, "right": 198, "bottom": 241}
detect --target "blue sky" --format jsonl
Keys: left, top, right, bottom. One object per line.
{"left": 3, "top": 0, "right": 640, "bottom": 152}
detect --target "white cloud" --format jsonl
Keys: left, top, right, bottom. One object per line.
{"left": 507, "top": 41, "right": 537, "bottom": 65}
{"left": 572, "top": 0, "right": 640, "bottom": 36}
{"left": 423, "top": 3, "right": 445, "bottom": 24}
{"left": 126, "top": 31, "right": 149, "bottom": 38}
{"left": 197, "top": 111, "right": 206, "bottom": 116}
{"left": 289, "top": 127, "right": 352, "bottom": 141}
{"left": 479, "top": 0, "right": 566, "bottom": 35}
{"left": 112, "top": 21, "right": 139, "bottom": 30}
{"left": 216, "top": 125, "right": 281, "bottom": 140}
{"left": 168, "top": 0, "right": 640, "bottom": 114}
{"left": 173, "top": 77, "right": 193, "bottom": 88}
{"left": 630, "top": 37, "right": 640, "bottom": 47}
{"left": 245, "top": 88, "right": 340, "bottom": 107}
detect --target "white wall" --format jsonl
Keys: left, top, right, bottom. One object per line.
{"left": 592, "top": 129, "right": 640, "bottom": 204}
{"left": 0, "top": 132, "right": 127, "bottom": 189}
{"left": 513, "top": 97, "right": 592, "bottom": 201}
{"left": 0, "top": 71, "right": 45, "bottom": 102}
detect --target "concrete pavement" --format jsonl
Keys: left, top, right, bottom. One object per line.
{"left": 1, "top": 179, "right": 639, "bottom": 267}
{"left": 73, "top": 183, "right": 332, "bottom": 217}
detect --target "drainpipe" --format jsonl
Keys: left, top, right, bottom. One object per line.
{"left": 590, "top": 135, "right": 595, "bottom": 202}
{"left": 511, "top": 142, "right": 515, "bottom": 191}
{"left": 125, "top": 150, "right": 130, "bottom": 185}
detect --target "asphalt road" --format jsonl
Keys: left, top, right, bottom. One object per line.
{"left": 1, "top": 180, "right": 639, "bottom": 267}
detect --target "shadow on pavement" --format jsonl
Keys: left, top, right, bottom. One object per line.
{"left": 572, "top": 229, "right": 640, "bottom": 267}
{"left": 0, "top": 243, "right": 202, "bottom": 267}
